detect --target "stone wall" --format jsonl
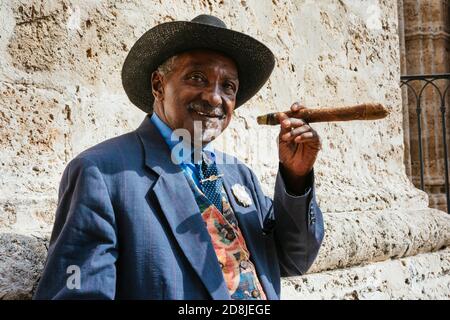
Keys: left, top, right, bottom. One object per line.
{"left": 0, "top": 0, "right": 449, "bottom": 299}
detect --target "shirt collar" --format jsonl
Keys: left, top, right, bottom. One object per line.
{"left": 150, "top": 113, "right": 215, "bottom": 165}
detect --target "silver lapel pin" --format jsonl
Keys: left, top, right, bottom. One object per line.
{"left": 231, "top": 184, "right": 252, "bottom": 207}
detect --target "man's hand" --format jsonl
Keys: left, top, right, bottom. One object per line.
{"left": 278, "top": 102, "right": 322, "bottom": 194}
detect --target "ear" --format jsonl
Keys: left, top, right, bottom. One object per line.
{"left": 151, "top": 71, "right": 165, "bottom": 102}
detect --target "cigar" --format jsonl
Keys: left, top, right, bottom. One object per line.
{"left": 256, "top": 103, "right": 389, "bottom": 125}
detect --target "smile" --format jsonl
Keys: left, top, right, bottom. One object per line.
{"left": 192, "top": 109, "right": 225, "bottom": 119}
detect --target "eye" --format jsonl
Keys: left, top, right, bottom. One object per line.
{"left": 188, "top": 73, "right": 205, "bottom": 82}
{"left": 223, "top": 81, "right": 236, "bottom": 92}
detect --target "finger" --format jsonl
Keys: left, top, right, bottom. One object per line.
{"left": 290, "top": 102, "right": 306, "bottom": 112}
{"left": 286, "top": 118, "right": 307, "bottom": 127}
{"left": 294, "top": 131, "right": 321, "bottom": 144}
{"left": 295, "top": 136, "right": 322, "bottom": 150}
{"left": 278, "top": 112, "right": 292, "bottom": 136}
{"left": 281, "top": 124, "right": 311, "bottom": 141}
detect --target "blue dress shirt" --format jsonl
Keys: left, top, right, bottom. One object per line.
{"left": 150, "top": 113, "right": 215, "bottom": 189}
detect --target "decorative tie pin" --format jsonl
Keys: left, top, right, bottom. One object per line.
{"left": 200, "top": 174, "right": 224, "bottom": 184}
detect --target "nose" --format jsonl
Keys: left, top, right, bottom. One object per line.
{"left": 201, "top": 84, "right": 222, "bottom": 108}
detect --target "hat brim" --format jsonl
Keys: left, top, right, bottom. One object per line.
{"left": 121, "top": 20, "right": 275, "bottom": 113}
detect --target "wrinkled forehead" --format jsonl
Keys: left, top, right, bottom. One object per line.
{"left": 172, "top": 49, "right": 239, "bottom": 79}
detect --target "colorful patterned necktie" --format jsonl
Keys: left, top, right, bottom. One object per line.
{"left": 196, "top": 151, "right": 223, "bottom": 213}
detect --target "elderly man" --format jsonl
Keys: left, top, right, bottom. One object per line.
{"left": 34, "top": 14, "right": 324, "bottom": 300}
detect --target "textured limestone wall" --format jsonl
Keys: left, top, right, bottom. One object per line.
{"left": 0, "top": 0, "right": 449, "bottom": 299}
{"left": 282, "top": 248, "right": 450, "bottom": 300}
{"left": 309, "top": 208, "right": 449, "bottom": 273}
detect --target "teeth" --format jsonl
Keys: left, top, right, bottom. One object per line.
{"left": 196, "top": 110, "right": 217, "bottom": 117}
{"left": 192, "top": 109, "right": 225, "bottom": 118}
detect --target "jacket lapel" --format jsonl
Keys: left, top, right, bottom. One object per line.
{"left": 217, "top": 160, "right": 278, "bottom": 300}
{"left": 135, "top": 116, "right": 230, "bottom": 300}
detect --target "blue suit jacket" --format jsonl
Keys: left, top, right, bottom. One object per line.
{"left": 34, "top": 116, "right": 324, "bottom": 300}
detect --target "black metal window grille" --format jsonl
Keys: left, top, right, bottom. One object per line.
{"left": 400, "top": 73, "right": 450, "bottom": 214}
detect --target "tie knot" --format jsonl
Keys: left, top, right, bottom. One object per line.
{"left": 191, "top": 149, "right": 212, "bottom": 163}
{"left": 201, "top": 150, "right": 214, "bottom": 166}
{"left": 193, "top": 150, "right": 214, "bottom": 171}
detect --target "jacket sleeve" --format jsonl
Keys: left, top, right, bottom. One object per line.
{"left": 249, "top": 165, "right": 324, "bottom": 277}
{"left": 33, "top": 157, "right": 118, "bottom": 299}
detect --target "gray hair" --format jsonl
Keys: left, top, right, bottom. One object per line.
{"left": 156, "top": 55, "right": 178, "bottom": 76}
{"left": 152, "top": 55, "right": 178, "bottom": 108}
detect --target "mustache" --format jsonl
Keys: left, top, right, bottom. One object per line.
{"left": 187, "top": 102, "right": 226, "bottom": 118}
